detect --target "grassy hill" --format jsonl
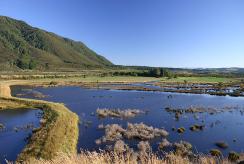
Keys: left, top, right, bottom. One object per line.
{"left": 0, "top": 16, "right": 113, "bottom": 71}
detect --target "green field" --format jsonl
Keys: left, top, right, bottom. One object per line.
{"left": 160, "top": 76, "right": 240, "bottom": 83}
{"left": 1, "top": 75, "right": 241, "bottom": 84}
{"left": 52, "top": 76, "right": 161, "bottom": 83}
{"left": 0, "top": 75, "right": 162, "bottom": 84}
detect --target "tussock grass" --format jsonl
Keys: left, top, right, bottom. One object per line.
{"left": 96, "top": 123, "right": 168, "bottom": 144}
{"left": 96, "top": 108, "right": 145, "bottom": 118}
{"left": 27, "top": 151, "right": 235, "bottom": 164}
{"left": 158, "top": 139, "right": 172, "bottom": 150}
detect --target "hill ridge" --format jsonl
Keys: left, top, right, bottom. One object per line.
{"left": 0, "top": 16, "right": 113, "bottom": 71}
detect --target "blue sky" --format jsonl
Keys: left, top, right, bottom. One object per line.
{"left": 0, "top": 0, "right": 244, "bottom": 68}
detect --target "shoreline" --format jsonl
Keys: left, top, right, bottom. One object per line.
{"left": 5, "top": 78, "right": 244, "bottom": 98}
{"left": 0, "top": 82, "right": 79, "bottom": 162}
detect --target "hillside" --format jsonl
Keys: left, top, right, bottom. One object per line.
{"left": 0, "top": 16, "right": 113, "bottom": 71}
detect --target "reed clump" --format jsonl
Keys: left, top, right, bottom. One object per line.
{"left": 96, "top": 123, "right": 168, "bottom": 144}
{"left": 29, "top": 150, "right": 241, "bottom": 164}
{"left": 158, "top": 139, "right": 172, "bottom": 150}
{"left": 96, "top": 108, "right": 145, "bottom": 118}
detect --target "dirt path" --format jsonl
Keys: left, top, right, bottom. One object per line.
{"left": 0, "top": 84, "right": 11, "bottom": 97}
{"left": 0, "top": 80, "right": 47, "bottom": 98}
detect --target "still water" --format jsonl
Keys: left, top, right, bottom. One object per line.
{"left": 12, "top": 85, "right": 244, "bottom": 156}
{"left": 0, "top": 108, "right": 41, "bottom": 163}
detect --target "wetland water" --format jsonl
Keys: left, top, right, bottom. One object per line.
{"left": 12, "top": 85, "right": 244, "bottom": 156}
{"left": 0, "top": 108, "right": 41, "bottom": 163}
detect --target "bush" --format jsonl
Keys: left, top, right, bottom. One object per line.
{"left": 49, "top": 81, "right": 58, "bottom": 85}
{"left": 29, "top": 59, "right": 37, "bottom": 69}
{"left": 173, "top": 141, "right": 192, "bottom": 156}
{"left": 228, "top": 151, "right": 239, "bottom": 162}
{"left": 210, "top": 149, "right": 222, "bottom": 157}
{"left": 16, "top": 56, "right": 37, "bottom": 69}
{"left": 177, "top": 127, "right": 185, "bottom": 133}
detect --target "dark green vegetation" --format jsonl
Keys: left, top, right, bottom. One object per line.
{"left": 177, "top": 127, "right": 185, "bottom": 133}
{"left": 0, "top": 16, "right": 112, "bottom": 71}
{"left": 189, "top": 124, "right": 204, "bottom": 131}
{"left": 115, "top": 65, "right": 244, "bottom": 78}
{"left": 209, "top": 149, "right": 222, "bottom": 157}
{"left": 228, "top": 151, "right": 240, "bottom": 162}
{"left": 110, "top": 67, "right": 175, "bottom": 78}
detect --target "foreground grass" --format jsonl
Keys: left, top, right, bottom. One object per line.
{"left": 31, "top": 151, "right": 242, "bottom": 164}
{"left": 0, "top": 95, "right": 79, "bottom": 162}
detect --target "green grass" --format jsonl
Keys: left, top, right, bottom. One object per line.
{"left": 54, "top": 76, "right": 161, "bottom": 83}
{"left": 1, "top": 75, "right": 241, "bottom": 86}
{"left": 160, "top": 76, "right": 239, "bottom": 83}
{"left": 0, "top": 75, "right": 162, "bottom": 84}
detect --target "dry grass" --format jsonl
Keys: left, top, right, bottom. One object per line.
{"left": 0, "top": 99, "right": 28, "bottom": 110}
{"left": 96, "top": 108, "right": 145, "bottom": 118}
{"left": 17, "top": 101, "right": 79, "bottom": 162}
{"left": 96, "top": 123, "right": 168, "bottom": 144}
{"left": 24, "top": 151, "right": 234, "bottom": 164}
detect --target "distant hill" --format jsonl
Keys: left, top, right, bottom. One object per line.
{"left": 0, "top": 16, "right": 113, "bottom": 71}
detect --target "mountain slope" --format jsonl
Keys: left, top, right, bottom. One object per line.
{"left": 0, "top": 16, "right": 113, "bottom": 71}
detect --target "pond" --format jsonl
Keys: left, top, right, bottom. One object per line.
{"left": 11, "top": 85, "right": 244, "bottom": 156}
{"left": 0, "top": 108, "right": 41, "bottom": 163}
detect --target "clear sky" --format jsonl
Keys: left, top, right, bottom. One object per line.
{"left": 0, "top": 0, "right": 244, "bottom": 68}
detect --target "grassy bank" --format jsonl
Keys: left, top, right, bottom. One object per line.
{"left": 0, "top": 83, "right": 79, "bottom": 162}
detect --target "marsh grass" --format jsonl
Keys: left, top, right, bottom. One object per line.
{"left": 96, "top": 108, "right": 145, "bottom": 118}
{"left": 97, "top": 123, "right": 169, "bottom": 144}
{"left": 24, "top": 151, "right": 237, "bottom": 164}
